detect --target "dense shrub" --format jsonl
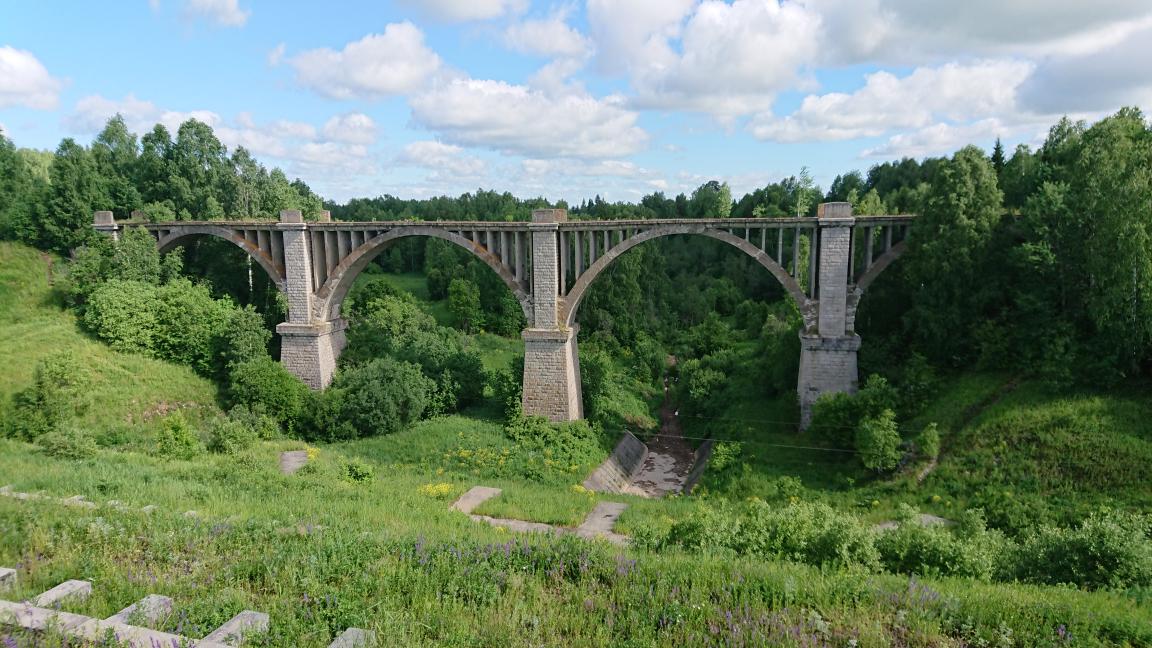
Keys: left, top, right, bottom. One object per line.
{"left": 341, "top": 457, "right": 375, "bottom": 483}
{"left": 663, "top": 500, "right": 880, "bottom": 570}
{"left": 228, "top": 357, "right": 309, "bottom": 426}
{"left": 36, "top": 425, "right": 99, "bottom": 460}
{"left": 1011, "top": 509, "right": 1152, "bottom": 590}
{"left": 325, "top": 357, "right": 436, "bottom": 439}
{"left": 856, "top": 408, "right": 901, "bottom": 472}
{"left": 917, "top": 422, "right": 940, "bottom": 460}
{"left": 498, "top": 416, "right": 605, "bottom": 484}
{"left": 2, "top": 353, "right": 89, "bottom": 440}
{"left": 876, "top": 507, "right": 1004, "bottom": 579}
{"left": 808, "top": 375, "right": 899, "bottom": 453}
{"left": 155, "top": 411, "right": 202, "bottom": 459}
{"left": 206, "top": 416, "right": 258, "bottom": 455}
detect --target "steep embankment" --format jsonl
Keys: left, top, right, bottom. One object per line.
{"left": 0, "top": 242, "right": 218, "bottom": 428}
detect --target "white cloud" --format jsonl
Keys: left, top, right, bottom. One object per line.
{"left": 587, "top": 0, "right": 819, "bottom": 119}
{"left": 322, "top": 113, "right": 378, "bottom": 145}
{"left": 398, "top": 141, "right": 487, "bottom": 178}
{"left": 809, "top": 0, "right": 1152, "bottom": 63}
{"left": 861, "top": 119, "right": 1006, "bottom": 158}
{"left": 520, "top": 159, "right": 649, "bottom": 179}
{"left": 65, "top": 94, "right": 375, "bottom": 177}
{"left": 183, "top": 0, "right": 249, "bottom": 27}
{"left": 751, "top": 60, "right": 1034, "bottom": 142}
{"left": 409, "top": 78, "right": 648, "bottom": 159}
{"left": 0, "top": 46, "right": 65, "bottom": 110}
{"left": 1018, "top": 23, "right": 1152, "bottom": 114}
{"left": 267, "top": 42, "right": 285, "bottom": 66}
{"left": 398, "top": 0, "right": 527, "bottom": 22}
{"left": 289, "top": 23, "right": 442, "bottom": 100}
{"left": 504, "top": 11, "right": 591, "bottom": 59}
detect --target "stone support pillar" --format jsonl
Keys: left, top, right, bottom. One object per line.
{"left": 522, "top": 209, "right": 583, "bottom": 421}
{"left": 274, "top": 209, "right": 345, "bottom": 389}
{"left": 92, "top": 211, "right": 121, "bottom": 241}
{"left": 798, "top": 202, "right": 861, "bottom": 428}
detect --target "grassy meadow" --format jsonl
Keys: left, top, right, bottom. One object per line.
{"left": 1, "top": 241, "right": 1151, "bottom": 646}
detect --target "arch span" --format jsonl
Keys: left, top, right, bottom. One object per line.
{"left": 154, "top": 225, "right": 286, "bottom": 291}
{"left": 560, "top": 225, "right": 814, "bottom": 329}
{"left": 313, "top": 226, "right": 532, "bottom": 322}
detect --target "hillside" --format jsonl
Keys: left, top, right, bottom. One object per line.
{"left": 1, "top": 240, "right": 1150, "bottom": 646}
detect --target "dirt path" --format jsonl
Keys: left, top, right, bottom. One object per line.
{"left": 916, "top": 376, "right": 1020, "bottom": 483}
{"left": 628, "top": 363, "right": 696, "bottom": 497}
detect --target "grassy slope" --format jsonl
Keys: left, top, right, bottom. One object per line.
{"left": 0, "top": 242, "right": 218, "bottom": 429}
{"left": 1, "top": 242, "right": 1150, "bottom": 645}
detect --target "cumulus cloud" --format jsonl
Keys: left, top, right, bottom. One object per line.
{"left": 398, "top": 0, "right": 527, "bottom": 22}
{"left": 588, "top": 0, "right": 819, "bottom": 119}
{"left": 751, "top": 60, "right": 1034, "bottom": 142}
{"left": 183, "top": 0, "right": 249, "bottom": 27}
{"left": 65, "top": 94, "right": 375, "bottom": 176}
{"left": 504, "top": 11, "right": 592, "bottom": 59}
{"left": 322, "top": 113, "right": 378, "bottom": 145}
{"left": 289, "top": 23, "right": 442, "bottom": 100}
{"left": 0, "top": 46, "right": 65, "bottom": 110}
{"left": 397, "top": 141, "right": 488, "bottom": 178}
{"left": 409, "top": 78, "right": 648, "bottom": 159}
{"left": 861, "top": 119, "right": 1006, "bottom": 158}
{"left": 1018, "top": 23, "right": 1152, "bottom": 114}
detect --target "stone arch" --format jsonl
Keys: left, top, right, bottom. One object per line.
{"left": 845, "top": 239, "right": 908, "bottom": 334}
{"left": 313, "top": 226, "right": 532, "bottom": 322}
{"left": 154, "top": 225, "right": 286, "bottom": 291}
{"left": 561, "top": 225, "right": 814, "bottom": 328}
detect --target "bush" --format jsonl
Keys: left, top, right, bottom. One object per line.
{"left": 156, "top": 411, "right": 202, "bottom": 459}
{"left": 809, "top": 375, "right": 899, "bottom": 450}
{"left": 228, "top": 357, "right": 309, "bottom": 426}
{"left": 83, "top": 280, "right": 162, "bottom": 355}
{"left": 663, "top": 500, "right": 881, "bottom": 570}
{"left": 215, "top": 305, "right": 272, "bottom": 374}
{"left": 917, "top": 422, "right": 940, "bottom": 460}
{"left": 341, "top": 457, "right": 375, "bottom": 484}
{"left": 1011, "top": 509, "right": 1152, "bottom": 590}
{"left": 206, "top": 416, "right": 258, "bottom": 455}
{"left": 500, "top": 416, "right": 605, "bottom": 484}
{"left": 36, "top": 425, "right": 98, "bottom": 460}
{"left": 856, "top": 408, "right": 901, "bottom": 472}
{"left": 876, "top": 507, "right": 1004, "bottom": 580}
{"left": 328, "top": 357, "right": 436, "bottom": 438}
{"left": 2, "top": 353, "right": 89, "bottom": 440}
{"left": 226, "top": 404, "right": 279, "bottom": 440}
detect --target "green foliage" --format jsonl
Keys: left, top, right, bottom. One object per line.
{"left": 876, "top": 508, "right": 1004, "bottom": 580}
{"left": 215, "top": 304, "right": 272, "bottom": 373}
{"left": 492, "top": 415, "right": 605, "bottom": 484}
{"left": 447, "top": 277, "right": 483, "bottom": 333}
{"left": 227, "top": 357, "right": 309, "bottom": 426}
{"left": 2, "top": 353, "right": 89, "bottom": 441}
{"left": 325, "top": 357, "right": 435, "bottom": 439}
{"left": 341, "top": 457, "right": 375, "bottom": 483}
{"left": 1011, "top": 509, "right": 1152, "bottom": 590}
{"left": 36, "top": 425, "right": 99, "bottom": 460}
{"left": 205, "top": 416, "right": 258, "bottom": 455}
{"left": 155, "top": 411, "right": 202, "bottom": 459}
{"left": 856, "top": 408, "right": 901, "bottom": 472}
{"left": 661, "top": 500, "right": 881, "bottom": 570}
{"left": 918, "top": 422, "right": 941, "bottom": 460}
{"left": 809, "top": 374, "right": 898, "bottom": 450}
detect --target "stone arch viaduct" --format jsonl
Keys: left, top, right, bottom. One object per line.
{"left": 93, "top": 203, "right": 912, "bottom": 427}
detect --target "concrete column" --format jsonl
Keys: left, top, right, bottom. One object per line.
{"left": 92, "top": 211, "right": 121, "bottom": 241}
{"left": 797, "top": 202, "right": 861, "bottom": 429}
{"left": 274, "top": 209, "right": 345, "bottom": 389}
{"left": 522, "top": 208, "right": 583, "bottom": 421}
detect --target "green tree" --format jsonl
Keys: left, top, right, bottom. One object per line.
{"left": 688, "top": 180, "right": 732, "bottom": 219}
{"left": 856, "top": 408, "right": 901, "bottom": 472}
{"left": 0, "top": 128, "right": 44, "bottom": 244}
{"left": 903, "top": 146, "right": 1003, "bottom": 364}
{"left": 91, "top": 115, "right": 142, "bottom": 218}
{"left": 43, "top": 138, "right": 107, "bottom": 252}
{"left": 448, "top": 277, "right": 483, "bottom": 332}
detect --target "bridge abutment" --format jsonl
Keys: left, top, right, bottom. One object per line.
{"left": 277, "top": 319, "right": 347, "bottom": 390}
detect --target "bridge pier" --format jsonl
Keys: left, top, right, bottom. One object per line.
{"left": 798, "top": 202, "right": 861, "bottom": 429}
{"left": 277, "top": 209, "right": 344, "bottom": 388}
{"left": 522, "top": 209, "right": 583, "bottom": 421}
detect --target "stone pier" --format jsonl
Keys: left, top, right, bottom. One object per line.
{"left": 798, "top": 202, "right": 861, "bottom": 428}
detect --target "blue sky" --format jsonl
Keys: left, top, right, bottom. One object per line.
{"left": 3, "top": 0, "right": 1151, "bottom": 203}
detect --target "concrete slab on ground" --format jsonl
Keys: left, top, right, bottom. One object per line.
{"left": 450, "top": 486, "right": 502, "bottom": 514}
